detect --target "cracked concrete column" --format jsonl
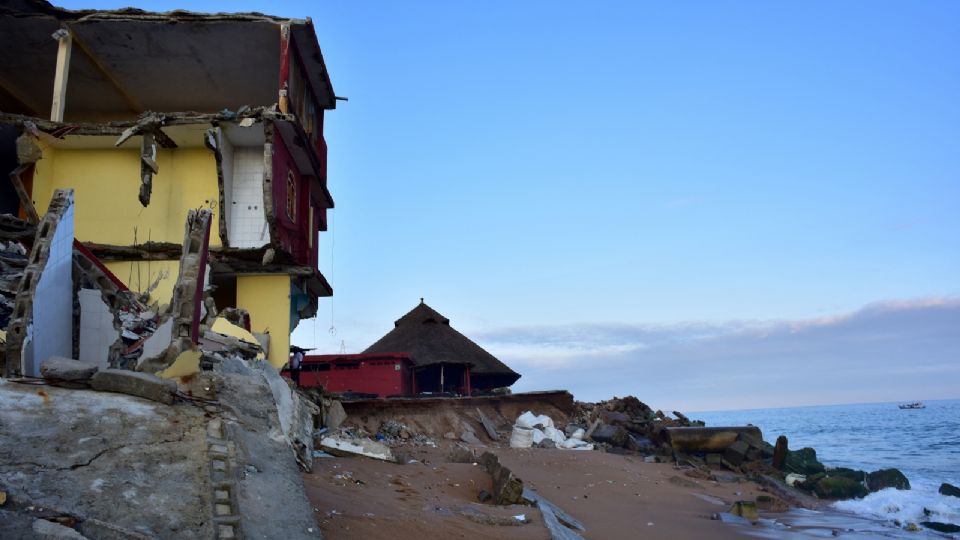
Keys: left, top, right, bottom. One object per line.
{"left": 138, "top": 209, "right": 211, "bottom": 373}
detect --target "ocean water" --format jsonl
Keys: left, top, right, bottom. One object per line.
{"left": 693, "top": 399, "right": 960, "bottom": 534}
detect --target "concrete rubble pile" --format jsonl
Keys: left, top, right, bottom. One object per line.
{"left": 0, "top": 239, "right": 27, "bottom": 330}
{"left": 375, "top": 418, "right": 438, "bottom": 447}
{"left": 315, "top": 420, "right": 440, "bottom": 462}
{"left": 560, "top": 395, "right": 704, "bottom": 457}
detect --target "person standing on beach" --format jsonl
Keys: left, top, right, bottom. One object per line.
{"left": 290, "top": 349, "right": 303, "bottom": 386}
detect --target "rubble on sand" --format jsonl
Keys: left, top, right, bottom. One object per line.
{"left": 319, "top": 430, "right": 396, "bottom": 462}
{"left": 447, "top": 444, "right": 586, "bottom": 539}
{"left": 375, "top": 419, "right": 437, "bottom": 447}
{"left": 523, "top": 487, "right": 587, "bottom": 540}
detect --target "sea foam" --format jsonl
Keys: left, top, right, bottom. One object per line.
{"left": 833, "top": 482, "right": 960, "bottom": 528}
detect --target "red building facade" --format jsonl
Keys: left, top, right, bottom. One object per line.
{"left": 287, "top": 353, "right": 414, "bottom": 397}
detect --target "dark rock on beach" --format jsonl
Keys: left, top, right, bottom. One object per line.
{"left": 921, "top": 521, "right": 960, "bottom": 533}
{"left": 939, "top": 483, "right": 960, "bottom": 498}
{"left": 827, "top": 467, "right": 867, "bottom": 483}
{"left": 798, "top": 472, "right": 826, "bottom": 492}
{"left": 784, "top": 447, "right": 825, "bottom": 475}
{"left": 814, "top": 476, "right": 869, "bottom": 499}
{"left": 772, "top": 435, "right": 788, "bottom": 470}
{"left": 866, "top": 468, "right": 910, "bottom": 491}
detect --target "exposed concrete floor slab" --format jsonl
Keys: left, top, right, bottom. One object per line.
{"left": 0, "top": 379, "right": 212, "bottom": 539}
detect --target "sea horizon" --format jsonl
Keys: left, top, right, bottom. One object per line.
{"left": 688, "top": 396, "right": 960, "bottom": 416}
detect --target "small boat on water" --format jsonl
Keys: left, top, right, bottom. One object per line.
{"left": 898, "top": 402, "right": 925, "bottom": 410}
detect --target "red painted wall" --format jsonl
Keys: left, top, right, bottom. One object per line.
{"left": 271, "top": 134, "right": 320, "bottom": 268}
{"left": 284, "top": 353, "right": 413, "bottom": 397}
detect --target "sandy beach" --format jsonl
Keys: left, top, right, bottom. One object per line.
{"left": 304, "top": 443, "right": 766, "bottom": 539}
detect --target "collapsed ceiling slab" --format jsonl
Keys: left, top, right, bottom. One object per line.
{"left": 0, "top": 1, "right": 336, "bottom": 121}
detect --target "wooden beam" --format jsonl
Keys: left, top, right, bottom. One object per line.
{"left": 9, "top": 164, "right": 39, "bottom": 224}
{"left": 50, "top": 28, "right": 72, "bottom": 122}
{"left": 151, "top": 127, "right": 177, "bottom": 149}
{"left": 476, "top": 408, "right": 499, "bottom": 441}
{"left": 69, "top": 27, "right": 143, "bottom": 114}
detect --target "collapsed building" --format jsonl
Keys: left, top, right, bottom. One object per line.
{"left": 1, "top": 0, "right": 335, "bottom": 372}
{"left": 0, "top": 2, "right": 339, "bottom": 538}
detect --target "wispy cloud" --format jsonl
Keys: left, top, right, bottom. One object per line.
{"left": 471, "top": 298, "right": 960, "bottom": 412}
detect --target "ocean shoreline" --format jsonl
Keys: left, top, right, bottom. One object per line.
{"left": 696, "top": 398, "right": 960, "bottom": 536}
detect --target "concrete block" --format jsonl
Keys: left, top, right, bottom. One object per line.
{"left": 478, "top": 451, "right": 525, "bottom": 505}
{"left": 90, "top": 369, "right": 177, "bottom": 405}
{"left": 723, "top": 440, "right": 750, "bottom": 467}
{"left": 40, "top": 356, "right": 98, "bottom": 382}
{"left": 323, "top": 399, "right": 347, "bottom": 430}
{"left": 665, "top": 426, "right": 764, "bottom": 453}
{"left": 590, "top": 424, "right": 628, "bottom": 447}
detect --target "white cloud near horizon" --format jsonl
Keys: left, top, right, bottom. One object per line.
{"left": 471, "top": 298, "right": 960, "bottom": 412}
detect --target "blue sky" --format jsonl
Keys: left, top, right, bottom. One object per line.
{"left": 61, "top": 1, "right": 960, "bottom": 409}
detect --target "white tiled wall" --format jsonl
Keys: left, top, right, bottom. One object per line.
{"left": 228, "top": 147, "right": 269, "bottom": 248}
{"left": 28, "top": 203, "right": 75, "bottom": 376}
{"left": 79, "top": 288, "right": 118, "bottom": 369}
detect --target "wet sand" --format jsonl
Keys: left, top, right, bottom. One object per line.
{"left": 303, "top": 444, "right": 764, "bottom": 539}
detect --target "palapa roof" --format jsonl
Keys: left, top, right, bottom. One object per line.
{"left": 363, "top": 302, "right": 520, "bottom": 385}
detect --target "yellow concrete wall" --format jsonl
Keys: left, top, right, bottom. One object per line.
{"left": 103, "top": 260, "right": 180, "bottom": 306}
{"left": 236, "top": 274, "right": 291, "bottom": 369}
{"left": 32, "top": 145, "right": 222, "bottom": 247}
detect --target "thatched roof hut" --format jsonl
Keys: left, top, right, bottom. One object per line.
{"left": 363, "top": 301, "right": 520, "bottom": 392}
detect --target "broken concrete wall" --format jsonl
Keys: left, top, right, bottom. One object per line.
{"left": 5, "top": 189, "right": 74, "bottom": 377}
{"left": 138, "top": 209, "right": 211, "bottom": 373}
{"left": 141, "top": 317, "right": 173, "bottom": 360}
{"left": 261, "top": 361, "right": 321, "bottom": 471}
{"left": 77, "top": 288, "right": 118, "bottom": 370}
{"left": 214, "top": 358, "right": 323, "bottom": 538}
